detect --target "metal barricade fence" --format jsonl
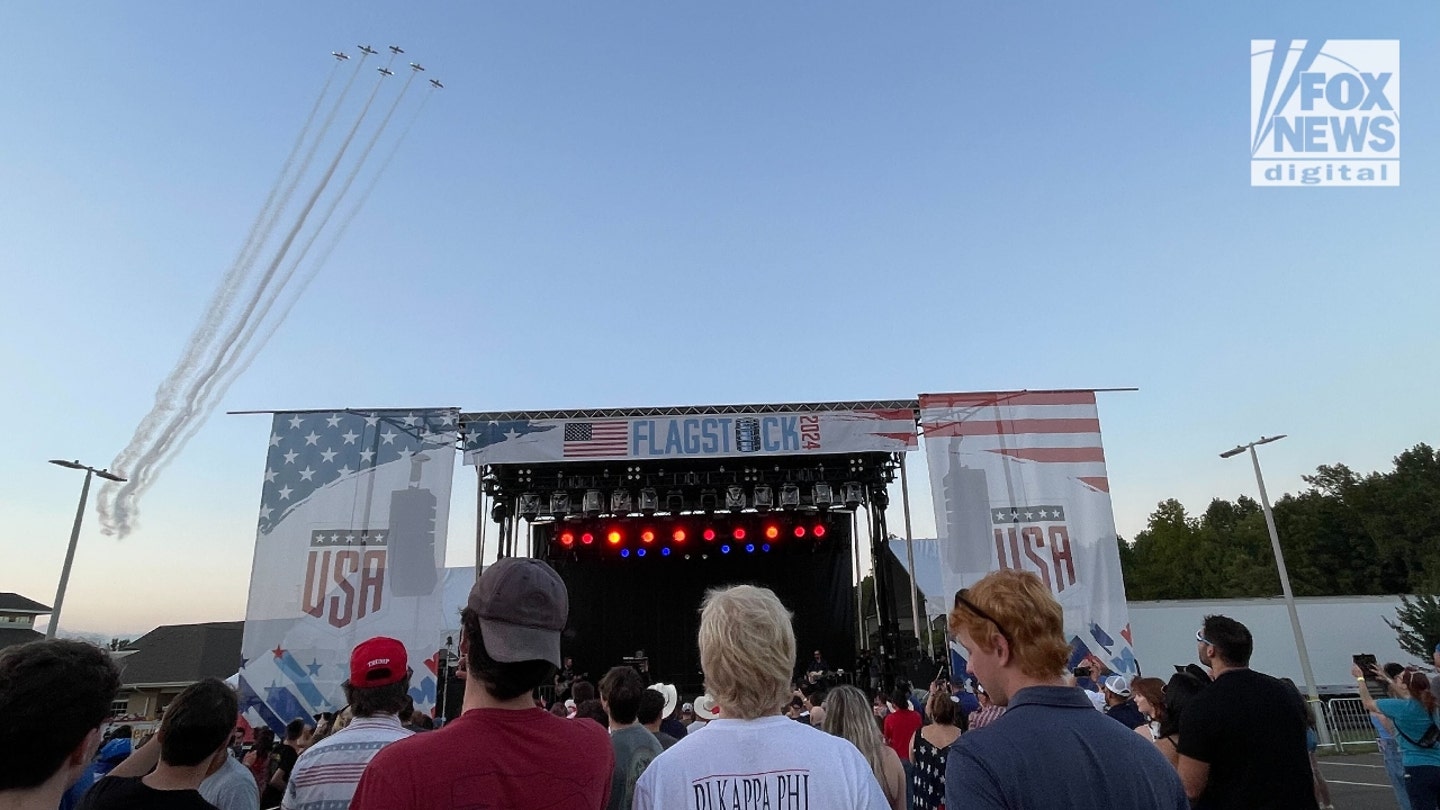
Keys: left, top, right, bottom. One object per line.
{"left": 1325, "top": 697, "right": 1377, "bottom": 753}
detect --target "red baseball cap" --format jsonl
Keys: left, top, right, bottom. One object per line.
{"left": 350, "top": 637, "right": 408, "bottom": 687}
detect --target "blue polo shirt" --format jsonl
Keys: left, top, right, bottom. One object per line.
{"left": 946, "top": 685, "right": 1187, "bottom": 810}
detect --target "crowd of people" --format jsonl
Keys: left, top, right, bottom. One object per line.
{"left": 4, "top": 560, "right": 1440, "bottom": 809}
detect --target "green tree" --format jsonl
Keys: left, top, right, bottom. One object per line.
{"left": 1384, "top": 594, "right": 1440, "bottom": 663}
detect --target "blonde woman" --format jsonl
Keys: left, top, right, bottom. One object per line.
{"left": 824, "top": 685, "right": 907, "bottom": 810}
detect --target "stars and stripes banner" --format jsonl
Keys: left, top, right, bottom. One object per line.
{"left": 237, "top": 409, "right": 458, "bottom": 734}
{"left": 919, "top": 391, "right": 1136, "bottom": 678}
{"left": 462, "top": 408, "right": 917, "bottom": 465}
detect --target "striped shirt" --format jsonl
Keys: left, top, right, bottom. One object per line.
{"left": 282, "top": 715, "right": 411, "bottom": 810}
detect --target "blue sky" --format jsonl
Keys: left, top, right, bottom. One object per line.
{"left": 2, "top": 2, "right": 1435, "bottom": 636}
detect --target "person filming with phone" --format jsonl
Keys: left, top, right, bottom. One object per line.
{"left": 1352, "top": 658, "right": 1440, "bottom": 809}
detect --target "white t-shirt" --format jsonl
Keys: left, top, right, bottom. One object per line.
{"left": 634, "top": 714, "right": 889, "bottom": 810}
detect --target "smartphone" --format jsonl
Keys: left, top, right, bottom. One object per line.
{"left": 1353, "top": 653, "right": 1378, "bottom": 677}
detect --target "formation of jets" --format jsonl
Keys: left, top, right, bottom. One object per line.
{"left": 333, "top": 47, "right": 442, "bottom": 87}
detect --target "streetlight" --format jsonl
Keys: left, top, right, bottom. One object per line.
{"left": 47, "top": 459, "right": 125, "bottom": 638}
{"left": 1219, "top": 435, "right": 1330, "bottom": 745}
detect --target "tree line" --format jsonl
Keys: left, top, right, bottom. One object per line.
{"left": 1119, "top": 443, "right": 1440, "bottom": 600}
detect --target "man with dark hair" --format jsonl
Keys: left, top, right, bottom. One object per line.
{"left": 352, "top": 558, "right": 612, "bottom": 809}
{"left": 1102, "top": 675, "right": 1148, "bottom": 731}
{"left": 1178, "top": 614, "right": 1316, "bottom": 808}
{"left": 637, "top": 689, "right": 678, "bottom": 750}
{"left": 0, "top": 639, "right": 121, "bottom": 810}
{"left": 282, "top": 637, "right": 413, "bottom": 809}
{"left": 81, "top": 677, "right": 239, "bottom": 810}
{"left": 600, "top": 666, "right": 663, "bottom": 810}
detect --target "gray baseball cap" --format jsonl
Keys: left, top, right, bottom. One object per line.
{"left": 467, "top": 558, "right": 568, "bottom": 666}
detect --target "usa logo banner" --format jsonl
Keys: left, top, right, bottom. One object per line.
{"left": 237, "top": 408, "right": 458, "bottom": 734}
{"left": 919, "top": 391, "right": 1136, "bottom": 678}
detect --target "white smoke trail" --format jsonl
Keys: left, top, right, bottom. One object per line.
{"left": 147, "top": 77, "right": 426, "bottom": 485}
{"left": 98, "top": 58, "right": 348, "bottom": 532}
{"left": 102, "top": 75, "right": 391, "bottom": 536}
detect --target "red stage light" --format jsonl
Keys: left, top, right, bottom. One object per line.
{"left": 732, "top": 527, "right": 747, "bottom": 540}
{"left": 793, "top": 526, "right": 807, "bottom": 538}
{"left": 581, "top": 532, "right": 595, "bottom": 545}
{"left": 560, "top": 531, "right": 575, "bottom": 548}
{"left": 673, "top": 528, "right": 687, "bottom": 543}
{"left": 641, "top": 530, "right": 655, "bottom": 544}
{"left": 703, "top": 528, "right": 717, "bottom": 542}
{"left": 607, "top": 530, "right": 623, "bottom": 546}
{"left": 764, "top": 525, "right": 779, "bottom": 540}
{"left": 812, "top": 524, "right": 827, "bottom": 538}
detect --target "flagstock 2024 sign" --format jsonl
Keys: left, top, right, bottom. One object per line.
{"left": 462, "top": 408, "right": 918, "bottom": 465}
{"left": 237, "top": 409, "right": 457, "bottom": 734}
{"left": 920, "top": 391, "right": 1136, "bottom": 678}
{"left": 1251, "top": 39, "right": 1400, "bottom": 187}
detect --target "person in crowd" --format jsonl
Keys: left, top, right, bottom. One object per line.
{"left": 1354, "top": 660, "right": 1440, "bottom": 810}
{"left": 882, "top": 683, "right": 922, "bottom": 807}
{"left": 954, "top": 677, "right": 980, "bottom": 718}
{"left": 1430, "top": 644, "right": 1440, "bottom": 699}
{"left": 824, "top": 685, "right": 906, "bottom": 810}
{"left": 199, "top": 719, "right": 260, "bottom": 810}
{"left": 806, "top": 688, "right": 828, "bottom": 727}
{"left": 1102, "top": 675, "right": 1148, "bottom": 732}
{"left": 80, "top": 678, "right": 239, "bottom": 810}
{"left": 1178, "top": 615, "right": 1316, "bottom": 808}
{"left": 599, "top": 665, "right": 663, "bottom": 810}
{"left": 241, "top": 727, "right": 273, "bottom": 796}
{"left": 910, "top": 684, "right": 963, "bottom": 810}
{"left": 638, "top": 689, "right": 679, "bottom": 750}
{"left": 351, "top": 558, "right": 612, "bottom": 809}
{"left": 1131, "top": 677, "right": 1167, "bottom": 740}
{"left": 571, "top": 679, "right": 597, "bottom": 706}
{"left": 260, "top": 718, "right": 307, "bottom": 807}
{"left": 0, "top": 639, "right": 121, "bottom": 810}
{"left": 634, "top": 584, "right": 888, "bottom": 809}
{"left": 1373, "top": 663, "right": 1415, "bottom": 810}
{"left": 575, "top": 698, "right": 609, "bottom": 728}
{"left": 946, "top": 571, "right": 1188, "bottom": 810}
{"left": 1279, "top": 677, "right": 1335, "bottom": 810}
{"left": 61, "top": 725, "right": 134, "bottom": 810}
{"left": 689, "top": 694, "right": 720, "bottom": 728}
{"left": 1153, "top": 669, "right": 1206, "bottom": 768}
{"left": 650, "top": 683, "right": 687, "bottom": 741}
{"left": 283, "top": 636, "right": 413, "bottom": 810}
{"left": 967, "top": 681, "right": 1006, "bottom": 730}
{"left": 678, "top": 701, "right": 697, "bottom": 729}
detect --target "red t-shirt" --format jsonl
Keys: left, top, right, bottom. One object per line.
{"left": 351, "top": 707, "right": 613, "bottom": 810}
{"left": 884, "top": 707, "right": 923, "bottom": 762}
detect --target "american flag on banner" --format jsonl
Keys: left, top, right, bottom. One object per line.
{"left": 563, "top": 420, "right": 630, "bottom": 457}
{"left": 919, "top": 390, "right": 1110, "bottom": 492}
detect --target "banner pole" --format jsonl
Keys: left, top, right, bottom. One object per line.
{"left": 898, "top": 457, "right": 923, "bottom": 647}
{"left": 475, "top": 472, "right": 486, "bottom": 576}
{"left": 853, "top": 510, "right": 864, "bottom": 648}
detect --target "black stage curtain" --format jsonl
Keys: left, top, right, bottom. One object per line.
{"left": 552, "top": 543, "right": 854, "bottom": 692}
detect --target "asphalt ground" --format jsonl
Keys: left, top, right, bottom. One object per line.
{"left": 1317, "top": 751, "right": 1404, "bottom": 810}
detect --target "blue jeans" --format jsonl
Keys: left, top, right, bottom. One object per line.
{"left": 1381, "top": 737, "right": 1413, "bottom": 810}
{"left": 1405, "top": 764, "right": 1440, "bottom": 810}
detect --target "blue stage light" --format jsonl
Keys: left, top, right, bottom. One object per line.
{"left": 762, "top": 544, "right": 771, "bottom": 552}
{"left": 637, "top": 548, "right": 646, "bottom": 557}
{"left": 745, "top": 544, "right": 755, "bottom": 553}
{"left": 720, "top": 544, "right": 731, "bottom": 554}
{"left": 620, "top": 549, "right": 630, "bottom": 558}
{"left": 661, "top": 547, "right": 671, "bottom": 557}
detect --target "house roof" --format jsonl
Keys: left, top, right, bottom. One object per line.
{"left": 0, "top": 593, "right": 52, "bottom": 614}
{"left": 118, "top": 621, "right": 244, "bottom": 687}
{"left": 0, "top": 626, "right": 44, "bottom": 652}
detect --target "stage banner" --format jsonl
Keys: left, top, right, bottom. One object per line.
{"left": 237, "top": 409, "right": 458, "bottom": 733}
{"left": 462, "top": 407, "right": 916, "bottom": 465}
{"left": 919, "top": 391, "right": 1136, "bottom": 679}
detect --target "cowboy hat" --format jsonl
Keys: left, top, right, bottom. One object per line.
{"left": 648, "top": 682, "right": 679, "bottom": 719}
{"left": 693, "top": 693, "right": 721, "bottom": 721}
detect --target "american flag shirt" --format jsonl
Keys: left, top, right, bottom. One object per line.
{"left": 283, "top": 715, "right": 412, "bottom": 810}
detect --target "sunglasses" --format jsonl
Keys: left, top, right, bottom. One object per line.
{"left": 954, "top": 588, "right": 1012, "bottom": 642}
{"left": 1196, "top": 630, "right": 1213, "bottom": 645}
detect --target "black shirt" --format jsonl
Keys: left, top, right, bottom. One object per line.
{"left": 1177, "top": 668, "right": 1318, "bottom": 810}
{"left": 78, "top": 776, "right": 218, "bottom": 810}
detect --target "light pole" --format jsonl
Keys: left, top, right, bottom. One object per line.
{"left": 1219, "top": 435, "right": 1330, "bottom": 745}
{"left": 47, "top": 459, "right": 126, "bottom": 638}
